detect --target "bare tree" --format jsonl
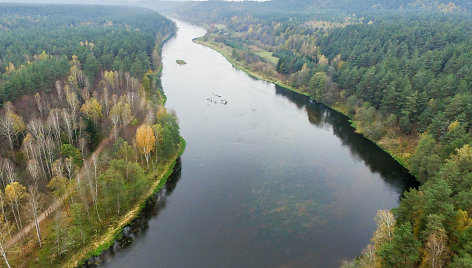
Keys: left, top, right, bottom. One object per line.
{"left": 52, "top": 209, "right": 70, "bottom": 257}
{"left": 84, "top": 162, "right": 100, "bottom": 222}
{"left": 80, "top": 87, "right": 90, "bottom": 101}
{"left": 27, "top": 159, "right": 41, "bottom": 185}
{"left": 34, "top": 93, "right": 45, "bottom": 118}
{"left": 64, "top": 157, "right": 76, "bottom": 203}
{"left": 0, "top": 215, "right": 13, "bottom": 268}
{"left": 36, "top": 137, "right": 52, "bottom": 179}
{"left": 52, "top": 158, "right": 64, "bottom": 178}
{"left": 110, "top": 102, "right": 122, "bottom": 139}
{"left": 22, "top": 135, "right": 47, "bottom": 179}
{"left": 22, "top": 134, "right": 37, "bottom": 160}
{"left": 27, "top": 185, "right": 43, "bottom": 247}
{"left": 0, "top": 109, "right": 25, "bottom": 150}
{"left": 130, "top": 76, "right": 139, "bottom": 92}
{"left": 111, "top": 94, "right": 118, "bottom": 107}
{"left": 0, "top": 159, "right": 6, "bottom": 189}
{"left": 61, "top": 109, "right": 74, "bottom": 144}
{"left": 371, "top": 209, "right": 396, "bottom": 253}
{"left": 64, "top": 158, "right": 74, "bottom": 182}
{"left": 121, "top": 102, "right": 133, "bottom": 129}
{"left": 47, "top": 109, "right": 62, "bottom": 144}
{"left": 65, "top": 87, "right": 79, "bottom": 119}
{"left": 91, "top": 155, "right": 99, "bottom": 198}
{"left": 0, "top": 191, "right": 11, "bottom": 239}
{"left": 78, "top": 138, "right": 87, "bottom": 159}
{"left": 74, "top": 172, "right": 89, "bottom": 217}
{"left": 43, "top": 137, "right": 56, "bottom": 178}
{"left": 124, "top": 72, "right": 131, "bottom": 90}
{"left": 27, "top": 118, "right": 46, "bottom": 139}
{"left": 102, "top": 87, "right": 110, "bottom": 116}
{"left": 425, "top": 230, "right": 450, "bottom": 268}
{"left": 55, "top": 80, "right": 63, "bottom": 102}
{"left": 2, "top": 160, "right": 15, "bottom": 186}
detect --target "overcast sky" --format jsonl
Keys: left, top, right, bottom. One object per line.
{"left": 0, "top": 0, "right": 267, "bottom": 3}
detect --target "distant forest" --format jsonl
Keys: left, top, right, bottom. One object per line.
{"left": 0, "top": 4, "right": 175, "bottom": 105}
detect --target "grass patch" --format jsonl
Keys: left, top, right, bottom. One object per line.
{"left": 215, "top": 24, "right": 226, "bottom": 30}
{"left": 255, "top": 51, "right": 278, "bottom": 65}
{"left": 176, "top": 59, "right": 187, "bottom": 65}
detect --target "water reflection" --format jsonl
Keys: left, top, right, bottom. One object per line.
{"left": 274, "top": 85, "right": 418, "bottom": 193}
{"left": 83, "top": 158, "right": 182, "bottom": 267}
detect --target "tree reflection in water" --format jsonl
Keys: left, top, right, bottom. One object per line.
{"left": 83, "top": 158, "right": 182, "bottom": 267}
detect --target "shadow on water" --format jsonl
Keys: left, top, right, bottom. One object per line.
{"left": 274, "top": 85, "right": 419, "bottom": 194}
{"left": 82, "top": 158, "right": 183, "bottom": 267}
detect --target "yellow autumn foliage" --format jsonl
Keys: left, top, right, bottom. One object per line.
{"left": 136, "top": 124, "right": 156, "bottom": 155}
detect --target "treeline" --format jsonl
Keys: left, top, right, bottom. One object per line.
{"left": 154, "top": 0, "right": 472, "bottom": 27}
{"left": 170, "top": 1, "right": 472, "bottom": 266}
{"left": 0, "top": 4, "right": 175, "bottom": 105}
{"left": 0, "top": 4, "right": 180, "bottom": 268}
{"left": 319, "top": 16, "right": 472, "bottom": 134}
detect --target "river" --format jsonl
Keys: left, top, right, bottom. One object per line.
{"left": 98, "top": 19, "right": 417, "bottom": 267}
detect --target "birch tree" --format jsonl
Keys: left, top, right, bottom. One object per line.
{"left": 121, "top": 102, "right": 133, "bottom": 128}
{"left": 52, "top": 158, "right": 64, "bottom": 179}
{"left": 424, "top": 230, "right": 449, "bottom": 268}
{"left": 47, "top": 109, "right": 62, "bottom": 144}
{"left": 52, "top": 209, "right": 70, "bottom": 257}
{"left": 84, "top": 162, "right": 100, "bottom": 222}
{"left": 34, "top": 93, "right": 45, "bottom": 118}
{"left": 372, "top": 209, "right": 396, "bottom": 250}
{"left": 0, "top": 191, "right": 11, "bottom": 238}
{"left": 78, "top": 138, "right": 87, "bottom": 159}
{"left": 27, "top": 185, "right": 43, "bottom": 247}
{"left": 27, "top": 118, "right": 46, "bottom": 139}
{"left": 62, "top": 109, "right": 74, "bottom": 144}
{"left": 109, "top": 101, "right": 122, "bottom": 139}
{"left": 22, "top": 134, "right": 37, "bottom": 161}
{"left": 0, "top": 108, "right": 25, "bottom": 150}
{"left": 102, "top": 87, "right": 110, "bottom": 116}
{"left": 5, "top": 182, "right": 26, "bottom": 231}
{"left": 55, "top": 80, "right": 63, "bottom": 102}
{"left": 80, "top": 98, "right": 103, "bottom": 125}
{"left": 64, "top": 157, "right": 76, "bottom": 201}
{"left": 65, "top": 86, "right": 79, "bottom": 119}
{"left": 27, "top": 159, "right": 41, "bottom": 185}
{"left": 42, "top": 137, "right": 56, "bottom": 178}
{"left": 22, "top": 135, "right": 47, "bottom": 179}
{"left": 0, "top": 215, "right": 13, "bottom": 268}
{"left": 135, "top": 124, "right": 155, "bottom": 166}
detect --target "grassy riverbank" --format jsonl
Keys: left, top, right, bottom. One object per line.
{"left": 68, "top": 138, "right": 186, "bottom": 268}
{"left": 194, "top": 38, "right": 413, "bottom": 169}
{"left": 66, "top": 30, "right": 184, "bottom": 268}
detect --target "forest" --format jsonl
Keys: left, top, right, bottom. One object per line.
{"left": 0, "top": 4, "right": 181, "bottom": 268}
{"left": 157, "top": 0, "right": 472, "bottom": 267}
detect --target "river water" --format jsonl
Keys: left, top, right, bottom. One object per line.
{"left": 100, "top": 19, "right": 416, "bottom": 267}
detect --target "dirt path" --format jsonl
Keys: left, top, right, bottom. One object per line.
{"left": 6, "top": 133, "right": 115, "bottom": 249}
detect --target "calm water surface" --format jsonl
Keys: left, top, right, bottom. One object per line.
{"left": 100, "top": 19, "right": 416, "bottom": 267}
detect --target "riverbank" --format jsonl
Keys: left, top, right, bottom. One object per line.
{"left": 66, "top": 30, "right": 184, "bottom": 267}
{"left": 67, "top": 138, "right": 186, "bottom": 268}
{"left": 194, "top": 38, "right": 414, "bottom": 170}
